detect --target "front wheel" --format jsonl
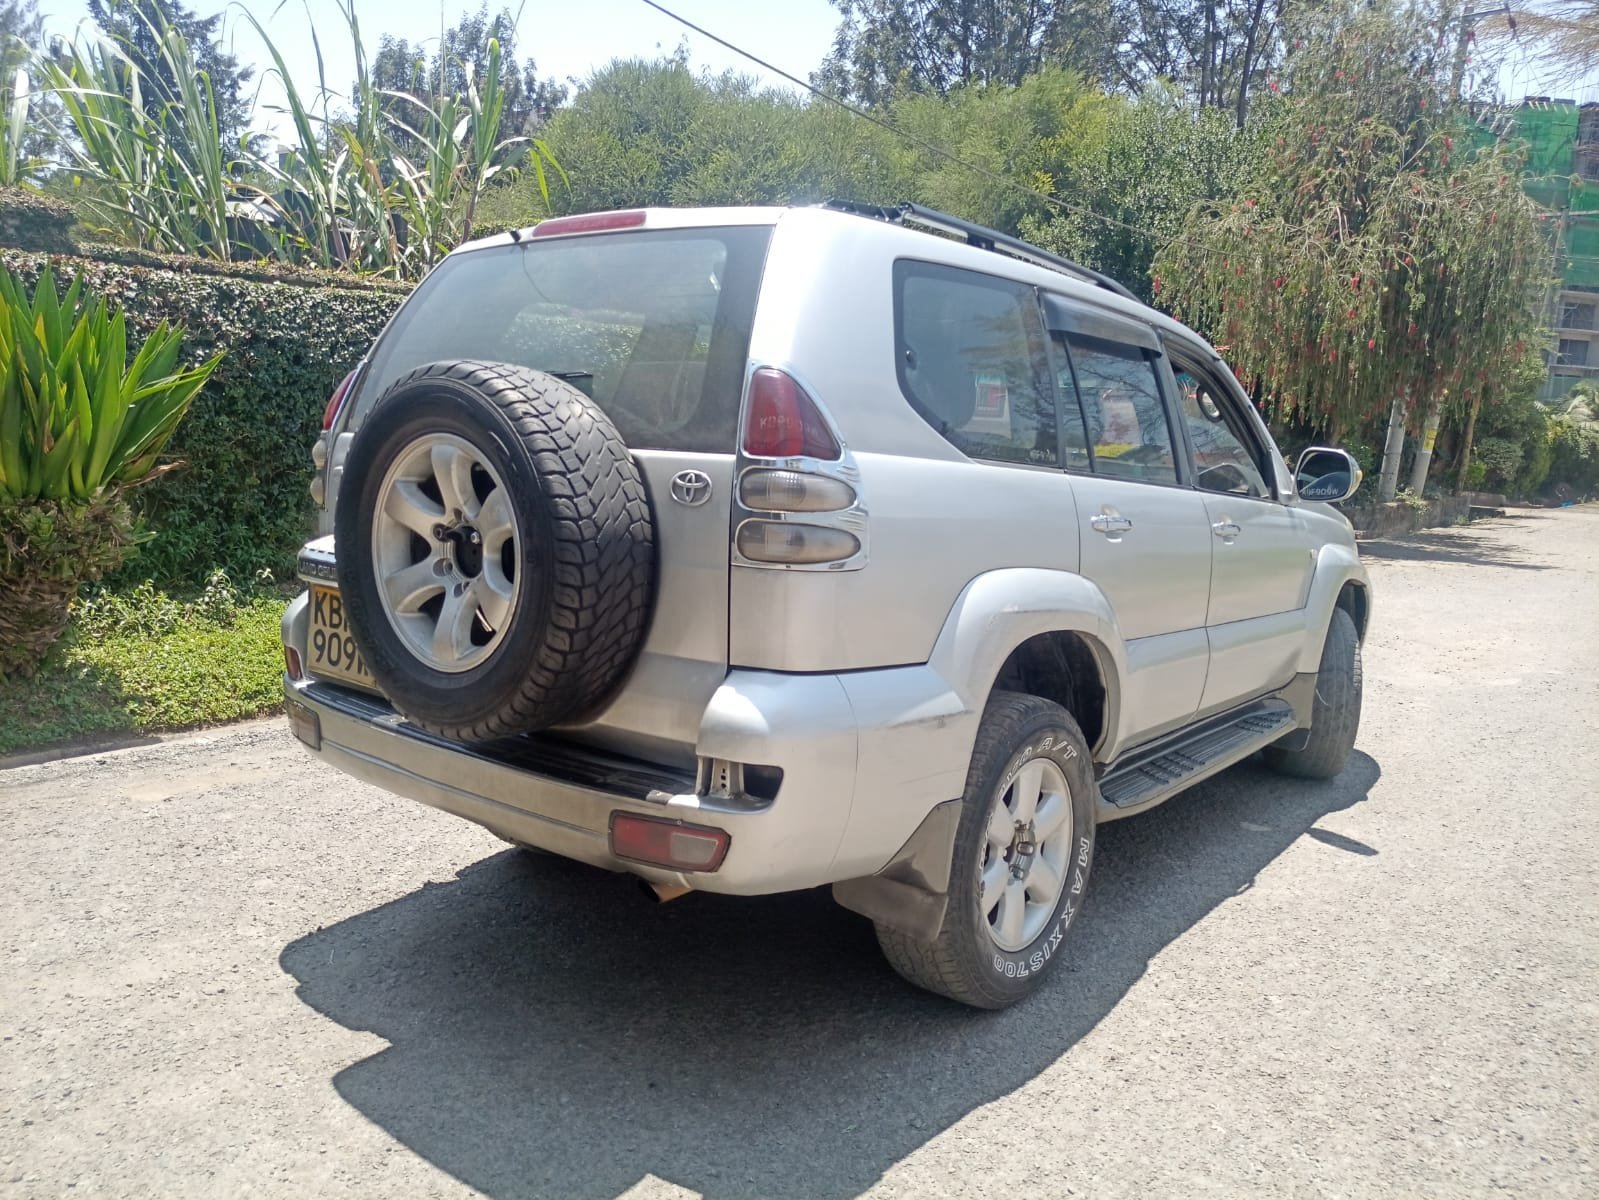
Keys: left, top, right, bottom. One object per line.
{"left": 876, "top": 692, "right": 1098, "bottom": 1009}
{"left": 1264, "top": 607, "right": 1363, "bottom": 780}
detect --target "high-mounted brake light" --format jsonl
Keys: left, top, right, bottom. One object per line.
{"left": 531, "top": 210, "right": 647, "bottom": 237}
{"left": 743, "top": 368, "right": 841, "bottom": 459}
{"left": 322, "top": 369, "right": 357, "bottom": 431}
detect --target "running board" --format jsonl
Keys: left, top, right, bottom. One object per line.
{"left": 1097, "top": 698, "right": 1296, "bottom": 819}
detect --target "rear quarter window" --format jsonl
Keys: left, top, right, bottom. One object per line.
{"left": 893, "top": 259, "right": 1058, "bottom": 467}
{"left": 351, "top": 226, "right": 772, "bottom": 453}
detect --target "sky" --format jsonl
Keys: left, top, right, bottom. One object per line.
{"left": 33, "top": 0, "right": 1599, "bottom": 147}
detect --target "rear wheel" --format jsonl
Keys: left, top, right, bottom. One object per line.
{"left": 1264, "top": 607, "right": 1362, "bottom": 780}
{"left": 876, "top": 692, "right": 1097, "bottom": 1009}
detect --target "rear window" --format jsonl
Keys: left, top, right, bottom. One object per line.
{"left": 351, "top": 226, "right": 772, "bottom": 452}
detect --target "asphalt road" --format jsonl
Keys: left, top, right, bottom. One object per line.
{"left": 3, "top": 507, "right": 1596, "bottom": 1199}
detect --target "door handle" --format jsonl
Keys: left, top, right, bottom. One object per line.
{"left": 1212, "top": 519, "right": 1242, "bottom": 540}
{"left": 1091, "top": 511, "right": 1134, "bottom": 536}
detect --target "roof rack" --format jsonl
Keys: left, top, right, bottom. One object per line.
{"left": 821, "top": 199, "right": 1140, "bottom": 304}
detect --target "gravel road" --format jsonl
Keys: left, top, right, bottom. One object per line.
{"left": 3, "top": 507, "right": 1596, "bottom": 1199}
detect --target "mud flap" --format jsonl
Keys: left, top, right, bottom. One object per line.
{"left": 831, "top": 799, "right": 961, "bottom": 942}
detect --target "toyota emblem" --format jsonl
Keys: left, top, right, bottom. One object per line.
{"left": 670, "top": 469, "right": 713, "bottom": 507}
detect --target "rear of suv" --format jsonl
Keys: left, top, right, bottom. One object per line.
{"left": 282, "top": 202, "right": 1370, "bottom": 1009}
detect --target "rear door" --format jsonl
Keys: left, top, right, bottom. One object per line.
{"left": 1043, "top": 297, "right": 1213, "bottom": 745}
{"left": 1162, "top": 343, "right": 1315, "bottom": 713}
{"left": 335, "top": 224, "right": 773, "bottom": 766}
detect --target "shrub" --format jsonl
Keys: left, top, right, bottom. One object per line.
{"left": 1546, "top": 417, "right": 1599, "bottom": 500}
{"left": 0, "top": 264, "right": 223, "bottom": 675}
{"left": 0, "top": 246, "right": 407, "bottom": 586}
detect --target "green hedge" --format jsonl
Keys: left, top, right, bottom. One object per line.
{"left": 0, "top": 246, "right": 408, "bottom": 586}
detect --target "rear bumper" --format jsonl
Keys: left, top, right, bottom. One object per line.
{"left": 281, "top": 591, "right": 974, "bottom": 894}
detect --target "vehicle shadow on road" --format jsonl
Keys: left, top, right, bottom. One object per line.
{"left": 280, "top": 751, "right": 1380, "bottom": 1200}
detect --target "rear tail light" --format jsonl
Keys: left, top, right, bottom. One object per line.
{"left": 284, "top": 645, "right": 304, "bottom": 680}
{"left": 736, "top": 520, "right": 860, "bottom": 565}
{"left": 739, "top": 468, "right": 855, "bottom": 512}
{"left": 322, "top": 369, "right": 357, "bottom": 430}
{"left": 610, "top": 812, "right": 730, "bottom": 872}
{"left": 743, "top": 368, "right": 840, "bottom": 460}
{"left": 532, "top": 210, "right": 647, "bottom": 237}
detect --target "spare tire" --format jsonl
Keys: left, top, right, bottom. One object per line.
{"left": 334, "top": 359, "right": 655, "bottom": 742}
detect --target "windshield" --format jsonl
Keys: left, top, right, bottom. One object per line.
{"left": 351, "top": 225, "right": 772, "bottom": 453}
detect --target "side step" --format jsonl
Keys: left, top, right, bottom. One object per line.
{"left": 1097, "top": 698, "right": 1296, "bottom": 819}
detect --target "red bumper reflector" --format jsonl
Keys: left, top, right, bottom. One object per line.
{"left": 285, "top": 697, "right": 320, "bottom": 751}
{"left": 609, "top": 812, "right": 730, "bottom": 872}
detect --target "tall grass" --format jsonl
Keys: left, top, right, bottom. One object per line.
{"left": 39, "top": 1, "right": 563, "bottom": 279}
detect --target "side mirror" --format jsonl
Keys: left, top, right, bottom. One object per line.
{"left": 1295, "top": 447, "right": 1363, "bottom": 503}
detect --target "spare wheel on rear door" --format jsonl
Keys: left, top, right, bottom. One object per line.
{"left": 334, "top": 359, "right": 655, "bottom": 742}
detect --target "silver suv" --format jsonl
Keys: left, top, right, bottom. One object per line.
{"left": 281, "top": 202, "right": 1370, "bottom": 1009}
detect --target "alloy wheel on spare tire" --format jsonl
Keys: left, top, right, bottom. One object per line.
{"left": 334, "top": 360, "right": 655, "bottom": 743}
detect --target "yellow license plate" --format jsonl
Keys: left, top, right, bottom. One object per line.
{"left": 307, "top": 586, "right": 376, "bottom": 689}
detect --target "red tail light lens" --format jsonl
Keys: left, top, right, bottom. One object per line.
{"left": 743, "top": 368, "right": 841, "bottom": 460}
{"left": 609, "top": 812, "right": 730, "bottom": 872}
{"left": 322, "top": 369, "right": 357, "bottom": 430}
{"left": 531, "top": 210, "right": 647, "bottom": 237}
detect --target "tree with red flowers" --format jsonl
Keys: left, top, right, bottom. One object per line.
{"left": 1154, "top": 1, "right": 1549, "bottom": 497}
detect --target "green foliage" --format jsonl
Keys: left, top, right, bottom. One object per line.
{"left": 0, "top": 574, "right": 287, "bottom": 755}
{"left": 1468, "top": 383, "right": 1553, "bottom": 495}
{"left": 0, "top": 264, "right": 221, "bottom": 501}
{"left": 481, "top": 59, "right": 1251, "bottom": 299}
{"left": 0, "top": 246, "right": 404, "bottom": 585}
{"left": 0, "top": 491, "right": 136, "bottom": 675}
{"left": 40, "top": 0, "right": 563, "bottom": 279}
{"left": 1155, "top": 3, "right": 1550, "bottom": 441}
{"left": 87, "top": 0, "right": 255, "bottom": 151}
{"left": 43, "top": 4, "right": 238, "bottom": 259}
{"left": 0, "top": 186, "right": 78, "bottom": 252}
{"left": 1021, "top": 84, "right": 1265, "bottom": 298}
{"left": 1546, "top": 415, "right": 1599, "bottom": 498}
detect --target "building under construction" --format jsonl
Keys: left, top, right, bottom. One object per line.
{"left": 1506, "top": 99, "right": 1599, "bottom": 401}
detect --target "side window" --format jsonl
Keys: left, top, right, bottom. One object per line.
{"left": 894, "top": 260, "right": 1058, "bottom": 467}
{"left": 1064, "top": 335, "right": 1179, "bottom": 484}
{"left": 1172, "top": 363, "right": 1270, "bottom": 498}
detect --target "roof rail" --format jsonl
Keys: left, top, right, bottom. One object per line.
{"left": 821, "top": 199, "right": 1140, "bottom": 304}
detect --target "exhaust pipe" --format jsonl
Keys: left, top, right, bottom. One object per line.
{"left": 639, "top": 879, "right": 691, "bottom": 904}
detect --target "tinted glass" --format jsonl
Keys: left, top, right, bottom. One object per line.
{"left": 1065, "top": 335, "right": 1178, "bottom": 484}
{"left": 894, "top": 260, "right": 1058, "bottom": 467}
{"left": 351, "top": 226, "right": 771, "bottom": 452}
{"left": 1173, "top": 366, "right": 1269, "bottom": 497}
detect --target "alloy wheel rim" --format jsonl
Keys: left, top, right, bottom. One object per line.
{"left": 370, "top": 432, "right": 520, "bottom": 673}
{"left": 981, "top": 755, "right": 1074, "bottom": 953}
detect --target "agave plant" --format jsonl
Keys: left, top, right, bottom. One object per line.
{"left": 0, "top": 265, "right": 221, "bottom": 675}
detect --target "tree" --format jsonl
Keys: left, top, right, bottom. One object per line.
{"left": 369, "top": 5, "right": 566, "bottom": 142}
{"left": 1154, "top": 1, "right": 1550, "bottom": 497}
{"left": 814, "top": 0, "right": 1124, "bottom": 104}
{"left": 86, "top": 0, "right": 253, "bottom": 153}
{"left": 815, "top": 0, "right": 1286, "bottom": 123}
